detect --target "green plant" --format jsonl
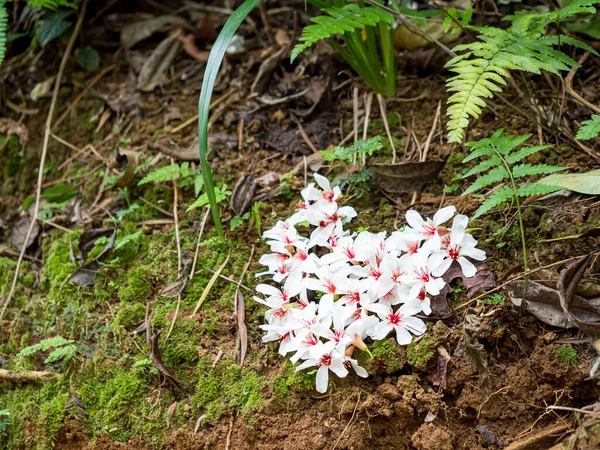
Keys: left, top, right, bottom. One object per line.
{"left": 187, "top": 184, "right": 231, "bottom": 212}
{"left": 292, "top": 1, "right": 396, "bottom": 97}
{"left": 17, "top": 336, "right": 77, "bottom": 364}
{"left": 0, "top": 410, "right": 10, "bottom": 438}
{"left": 576, "top": 115, "right": 600, "bottom": 140}
{"left": 198, "top": 0, "right": 260, "bottom": 238}
{"left": 320, "top": 136, "right": 384, "bottom": 163}
{"left": 445, "top": 1, "right": 599, "bottom": 142}
{"left": 138, "top": 162, "right": 203, "bottom": 194}
{"left": 481, "top": 293, "right": 504, "bottom": 305}
{"left": 555, "top": 346, "right": 578, "bottom": 367}
{"left": 462, "top": 130, "right": 565, "bottom": 271}
{"left": 274, "top": 168, "right": 300, "bottom": 199}
{"left": 0, "top": 1, "right": 7, "bottom": 66}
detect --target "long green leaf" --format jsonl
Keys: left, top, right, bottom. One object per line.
{"left": 198, "top": 0, "right": 260, "bottom": 238}
{"left": 192, "top": 253, "right": 230, "bottom": 314}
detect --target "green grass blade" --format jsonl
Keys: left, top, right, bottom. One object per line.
{"left": 198, "top": 0, "right": 261, "bottom": 238}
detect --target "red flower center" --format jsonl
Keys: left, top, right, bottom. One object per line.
{"left": 414, "top": 267, "right": 430, "bottom": 283}
{"left": 318, "top": 353, "right": 332, "bottom": 367}
{"left": 322, "top": 191, "right": 335, "bottom": 202}
{"left": 388, "top": 312, "right": 402, "bottom": 326}
{"left": 448, "top": 244, "right": 460, "bottom": 260}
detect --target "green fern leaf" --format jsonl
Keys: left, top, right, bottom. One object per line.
{"left": 463, "top": 165, "right": 509, "bottom": 195}
{"left": 474, "top": 185, "right": 514, "bottom": 218}
{"left": 576, "top": 115, "right": 600, "bottom": 140}
{"left": 0, "top": 0, "right": 7, "bottom": 66}
{"left": 138, "top": 162, "right": 190, "bottom": 186}
{"left": 512, "top": 163, "right": 565, "bottom": 178}
{"left": 445, "top": 11, "right": 591, "bottom": 143}
{"left": 462, "top": 156, "right": 501, "bottom": 178}
{"left": 515, "top": 182, "right": 563, "bottom": 197}
{"left": 320, "top": 136, "right": 384, "bottom": 163}
{"left": 545, "top": 0, "right": 600, "bottom": 23}
{"left": 505, "top": 144, "right": 553, "bottom": 164}
{"left": 291, "top": 4, "right": 392, "bottom": 62}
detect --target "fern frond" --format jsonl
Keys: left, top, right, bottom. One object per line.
{"left": 512, "top": 163, "right": 565, "bottom": 178}
{"left": 463, "top": 165, "right": 509, "bottom": 195}
{"left": 515, "top": 183, "right": 563, "bottom": 197}
{"left": 576, "top": 115, "right": 600, "bottom": 140}
{"left": 545, "top": 0, "right": 600, "bottom": 23}
{"left": 138, "top": 163, "right": 190, "bottom": 185}
{"left": 291, "top": 4, "right": 392, "bottom": 62}
{"left": 462, "top": 156, "right": 501, "bottom": 178}
{"left": 0, "top": 0, "right": 7, "bottom": 67}
{"left": 474, "top": 185, "right": 514, "bottom": 218}
{"left": 320, "top": 136, "right": 384, "bottom": 163}
{"left": 26, "top": 0, "right": 78, "bottom": 9}
{"left": 445, "top": 12, "right": 592, "bottom": 143}
{"left": 505, "top": 144, "right": 553, "bottom": 164}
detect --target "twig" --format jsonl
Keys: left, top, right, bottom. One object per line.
{"left": 295, "top": 118, "right": 318, "bottom": 153}
{"left": 411, "top": 101, "right": 441, "bottom": 205}
{"left": 377, "top": 94, "right": 397, "bottom": 163}
{"left": 362, "top": 92, "right": 373, "bottom": 165}
{"left": 225, "top": 415, "right": 235, "bottom": 450}
{"left": 547, "top": 405, "right": 600, "bottom": 416}
{"left": 0, "top": 369, "right": 61, "bottom": 383}
{"left": 139, "top": 196, "right": 175, "bottom": 218}
{"left": 234, "top": 246, "right": 254, "bottom": 367}
{"left": 52, "top": 63, "right": 117, "bottom": 131}
{"left": 565, "top": 52, "right": 600, "bottom": 115}
{"left": 201, "top": 268, "right": 253, "bottom": 293}
{"left": 0, "top": 0, "right": 88, "bottom": 322}
{"left": 333, "top": 391, "right": 361, "bottom": 450}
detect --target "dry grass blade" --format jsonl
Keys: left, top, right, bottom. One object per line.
{"left": 235, "top": 290, "right": 248, "bottom": 367}
{"left": 192, "top": 253, "right": 230, "bottom": 315}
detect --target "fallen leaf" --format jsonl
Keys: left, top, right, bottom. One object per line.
{"left": 558, "top": 255, "right": 600, "bottom": 337}
{"left": 109, "top": 149, "right": 139, "bottom": 188}
{"left": 505, "top": 277, "right": 600, "bottom": 330}
{"left": 77, "top": 228, "right": 114, "bottom": 261}
{"left": 159, "top": 275, "right": 187, "bottom": 298}
{"left": 10, "top": 205, "right": 40, "bottom": 252}
{"left": 30, "top": 76, "right": 56, "bottom": 101}
{"left": 236, "top": 289, "right": 248, "bottom": 367}
{"left": 0, "top": 118, "right": 29, "bottom": 148}
{"left": 455, "top": 311, "right": 489, "bottom": 388}
{"left": 251, "top": 46, "right": 286, "bottom": 94}
{"left": 538, "top": 169, "right": 600, "bottom": 195}
{"left": 68, "top": 229, "right": 117, "bottom": 287}
{"left": 433, "top": 346, "right": 451, "bottom": 389}
{"left": 231, "top": 174, "right": 258, "bottom": 215}
{"left": 163, "top": 105, "right": 182, "bottom": 127}
{"left": 166, "top": 401, "right": 178, "bottom": 429}
{"left": 442, "top": 260, "right": 495, "bottom": 298}
{"left": 120, "top": 15, "right": 191, "bottom": 50}
{"left": 371, "top": 160, "right": 445, "bottom": 193}
{"left": 137, "top": 30, "right": 181, "bottom": 91}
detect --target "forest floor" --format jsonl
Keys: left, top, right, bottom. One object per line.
{"left": 2, "top": 1, "right": 600, "bottom": 449}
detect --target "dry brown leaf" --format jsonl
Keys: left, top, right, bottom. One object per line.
{"left": 69, "top": 229, "right": 117, "bottom": 287}
{"left": 120, "top": 15, "right": 190, "bottom": 50}
{"left": 455, "top": 312, "right": 489, "bottom": 388}
{"left": 109, "top": 149, "right": 139, "bottom": 188}
{"left": 0, "top": 118, "right": 29, "bottom": 148}
{"left": 371, "top": 160, "right": 445, "bottom": 193}
{"left": 10, "top": 206, "right": 40, "bottom": 252}
{"left": 137, "top": 30, "right": 181, "bottom": 91}
{"left": 236, "top": 289, "right": 248, "bottom": 368}
{"left": 159, "top": 275, "right": 187, "bottom": 298}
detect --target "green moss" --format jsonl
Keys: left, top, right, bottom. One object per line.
{"left": 0, "top": 382, "right": 67, "bottom": 450}
{"left": 555, "top": 346, "right": 578, "bottom": 367}
{"left": 271, "top": 361, "right": 315, "bottom": 399}
{"left": 117, "top": 266, "right": 154, "bottom": 303}
{"left": 152, "top": 311, "right": 200, "bottom": 372}
{"left": 192, "top": 358, "right": 265, "bottom": 420}
{"left": 356, "top": 338, "right": 407, "bottom": 374}
{"left": 42, "top": 232, "right": 81, "bottom": 304}
{"left": 407, "top": 335, "right": 436, "bottom": 370}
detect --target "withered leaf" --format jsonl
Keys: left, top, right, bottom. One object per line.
{"left": 109, "top": 149, "right": 139, "bottom": 189}
{"left": 78, "top": 228, "right": 114, "bottom": 261}
{"left": 10, "top": 207, "right": 40, "bottom": 252}
{"left": 0, "top": 118, "right": 29, "bottom": 149}
{"left": 456, "top": 313, "right": 489, "bottom": 388}
{"left": 121, "top": 15, "right": 190, "bottom": 50}
{"left": 69, "top": 229, "right": 117, "bottom": 287}
{"left": 158, "top": 275, "right": 187, "bottom": 298}
{"left": 236, "top": 289, "right": 248, "bottom": 368}
{"left": 433, "top": 347, "right": 451, "bottom": 389}
{"left": 231, "top": 174, "right": 258, "bottom": 215}
{"left": 505, "top": 278, "right": 600, "bottom": 330}
{"left": 371, "top": 160, "right": 444, "bottom": 193}
{"left": 558, "top": 255, "right": 600, "bottom": 337}
{"left": 442, "top": 260, "right": 495, "bottom": 298}
{"left": 137, "top": 30, "right": 181, "bottom": 91}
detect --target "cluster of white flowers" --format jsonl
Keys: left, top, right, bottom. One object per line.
{"left": 255, "top": 174, "right": 486, "bottom": 393}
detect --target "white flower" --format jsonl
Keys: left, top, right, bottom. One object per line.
{"left": 366, "top": 303, "right": 426, "bottom": 345}
{"left": 406, "top": 205, "right": 456, "bottom": 243}
{"left": 430, "top": 215, "right": 487, "bottom": 278}
{"left": 296, "top": 340, "right": 348, "bottom": 393}
{"left": 401, "top": 251, "right": 446, "bottom": 297}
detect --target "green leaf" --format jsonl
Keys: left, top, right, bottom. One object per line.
{"left": 41, "top": 184, "right": 78, "bottom": 203}
{"left": 320, "top": 136, "right": 384, "bottom": 163}
{"left": 463, "top": 165, "right": 509, "bottom": 195}
{"left": 114, "top": 229, "right": 143, "bottom": 251}
{"left": 44, "top": 344, "right": 77, "bottom": 363}
{"left": 18, "top": 336, "right": 74, "bottom": 358}
{"left": 291, "top": 4, "right": 393, "bottom": 62}
{"left": 198, "top": 0, "right": 260, "bottom": 238}
{"left": 37, "top": 11, "right": 73, "bottom": 47}
{"left": 537, "top": 169, "right": 600, "bottom": 195}
{"left": 0, "top": 0, "right": 8, "bottom": 66}
{"left": 138, "top": 163, "right": 186, "bottom": 185}
{"left": 474, "top": 185, "right": 514, "bottom": 217}
{"left": 515, "top": 182, "right": 563, "bottom": 197}
{"left": 186, "top": 184, "right": 231, "bottom": 212}
{"left": 230, "top": 212, "right": 250, "bottom": 230}
{"left": 76, "top": 46, "right": 100, "bottom": 70}
{"left": 512, "top": 163, "right": 565, "bottom": 178}
{"left": 576, "top": 115, "right": 600, "bottom": 140}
